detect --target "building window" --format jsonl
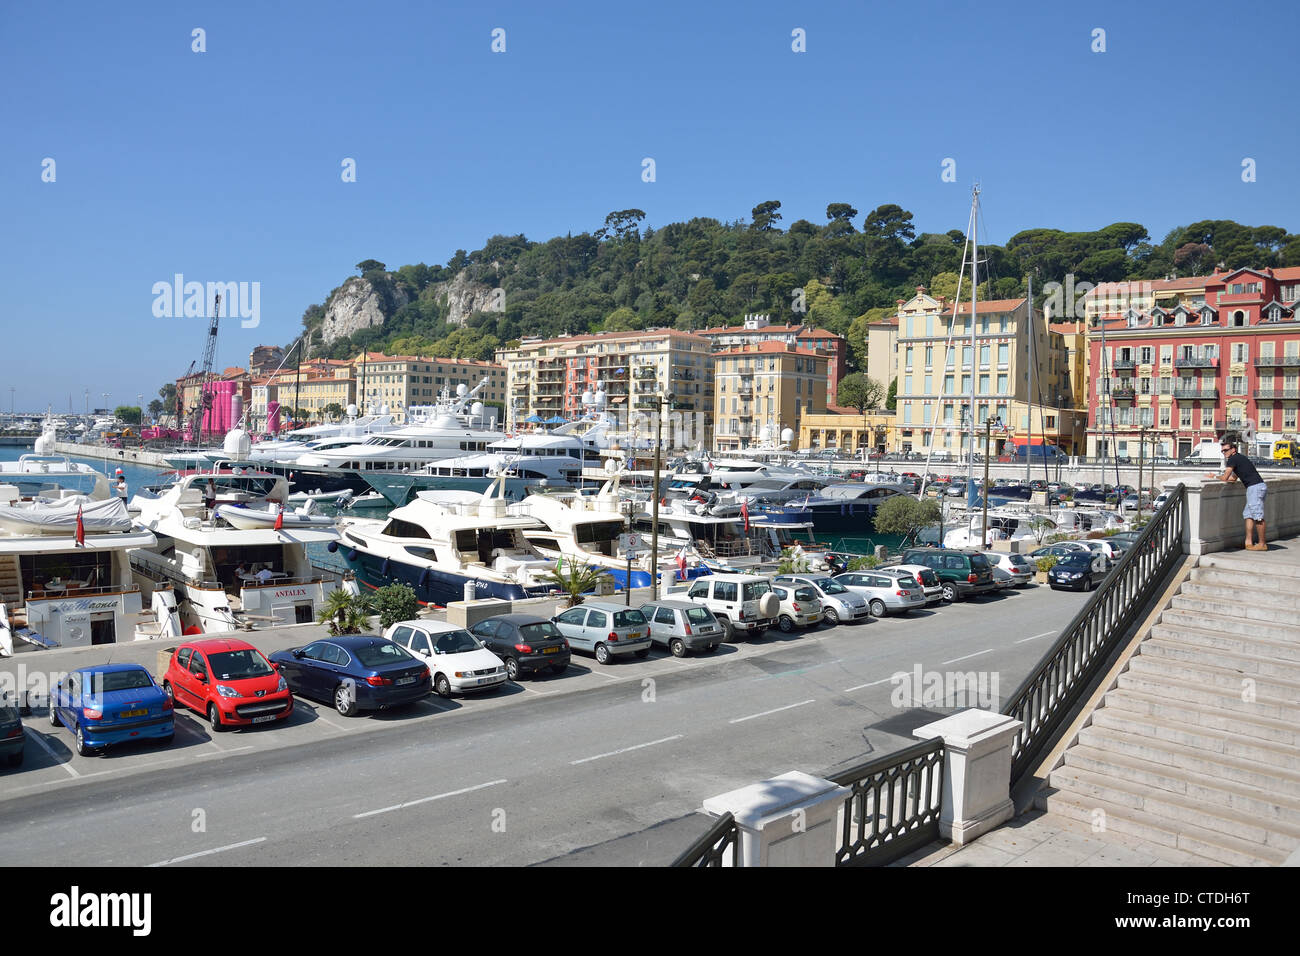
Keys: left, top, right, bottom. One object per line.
{"left": 1159, "top": 406, "right": 1170, "bottom": 427}
{"left": 996, "top": 374, "right": 1008, "bottom": 394}
{"left": 1229, "top": 376, "right": 1246, "bottom": 395}
{"left": 1259, "top": 407, "right": 1273, "bottom": 429}
{"left": 1180, "top": 406, "right": 1192, "bottom": 428}
{"left": 1286, "top": 408, "right": 1298, "bottom": 430}
{"left": 997, "top": 343, "right": 1009, "bottom": 366}
{"left": 1201, "top": 406, "right": 1215, "bottom": 428}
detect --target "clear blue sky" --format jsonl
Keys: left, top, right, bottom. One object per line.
{"left": 3, "top": 0, "right": 1298, "bottom": 412}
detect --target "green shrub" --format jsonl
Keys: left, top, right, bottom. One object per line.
{"left": 1035, "top": 556, "right": 1058, "bottom": 573}
{"left": 847, "top": 555, "right": 880, "bottom": 571}
{"left": 373, "top": 582, "right": 420, "bottom": 629}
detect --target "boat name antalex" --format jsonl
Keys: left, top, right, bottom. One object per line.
{"left": 152, "top": 274, "right": 260, "bottom": 328}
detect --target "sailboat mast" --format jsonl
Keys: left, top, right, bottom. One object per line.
{"left": 967, "top": 185, "right": 981, "bottom": 499}
{"left": 1026, "top": 273, "right": 1034, "bottom": 485}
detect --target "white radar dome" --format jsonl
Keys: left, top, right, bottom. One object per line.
{"left": 223, "top": 428, "right": 252, "bottom": 458}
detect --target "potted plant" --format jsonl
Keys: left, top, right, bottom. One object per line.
{"left": 1034, "top": 555, "right": 1057, "bottom": 583}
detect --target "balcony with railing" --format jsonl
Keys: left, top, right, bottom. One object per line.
{"left": 1255, "top": 387, "right": 1300, "bottom": 400}
{"left": 1172, "top": 386, "right": 1219, "bottom": 400}
{"left": 1174, "top": 356, "right": 1218, "bottom": 369}
{"left": 1255, "top": 355, "right": 1300, "bottom": 367}
{"left": 1111, "top": 357, "right": 1137, "bottom": 370}
{"left": 738, "top": 386, "right": 754, "bottom": 399}
{"left": 634, "top": 366, "right": 658, "bottom": 379}
{"left": 1110, "top": 385, "right": 1136, "bottom": 401}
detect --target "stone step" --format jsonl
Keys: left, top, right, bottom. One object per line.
{"left": 1091, "top": 706, "right": 1300, "bottom": 771}
{"left": 1171, "top": 592, "right": 1300, "bottom": 627}
{"left": 1181, "top": 577, "right": 1300, "bottom": 612}
{"left": 1188, "top": 565, "right": 1300, "bottom": 595}
{"left": 1157, "top": 607, "right": 1300, "bottom": 644}
{"left": 1200, "top": 552, "right": 1300, "bottom": 579}
{"left": 1077, "top": 724, "right": 1300, "bottom": 798}
{"left": 1149, "top": 622, "right": 1300, "bottom": 665}
{"left": 1038, "top": 787, "right": 1282, "bottom": 866}
{"left": 1046, "top": 765, "right": 1300, "bottom": 855}
{"left": 1126, "top": 653, "right": 1300, "bottom": 702}
{"left": 1114, "top": 671, "right": 1300, "bottom": 723}
{"left": 1104, "top": 688, "right": 1299, "bottom": 748}
{"left": 1140, "top": 637, "right": 1300, "bottom": 684}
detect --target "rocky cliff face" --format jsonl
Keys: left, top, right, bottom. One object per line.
{"left": 319, "top": 276, "right": 409, "bottom": 345}
{"left": 434, "top": 271, "right": 501, "bottom": 326}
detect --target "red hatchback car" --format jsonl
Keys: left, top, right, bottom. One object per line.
{"left": 164, "top": 638, "right": 293, "bottom": 731}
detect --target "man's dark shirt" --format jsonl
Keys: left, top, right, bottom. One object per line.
{"left": 1225, "top": 452, "right": 1263, "bottom": 488}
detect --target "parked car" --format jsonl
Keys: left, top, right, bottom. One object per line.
{"left": 639, "top": 599, "right": 724, "bottom": 656}
{"left": 772, "top": 574, "right": 871, "bottom": 624}
{"left": 164, "top": 638, "right": 292, "bottom": 732}
{"left": 883, "top": 563, "right": 945, "bottom": 605}
{"left": 1152, "top": 492, "right": 1170, "bottom": 510}
{"left": 382, "top": 621, "right": 506, "bottom": 697}
{"left": 984, "top": 551, "right": 1035, "bottom": 587}
{"left": 467, "top": 614, "right": 571, "bottom": 679}
{"left": 271, "top": 636, "right": 432, "bottom": 715}
{"left": 1, "top": 698, "right": 25, "bottom": 766}
{"left": 769, "top": 584, "right": 824, "bottom": 631}
{"left": 682, "top": 573, "right": 779, "bottom": 640}
{"left": 552, "top": 601, "right": 651, "bottom": 664}
{"left": 832, "top": 569, "right": 926, "bottom": 616}
{"left": 1079, "top": 539, "right": 1128, "bottom": 561}
{"left": 1028, "top": 542, "right": 1091, "bottom": 560}
{"left": 49, "top": 664, "right": 173, "bottom": 756}
{"left": 898, "top": 548, "right": 997, "bottom": 603}
{"left": 1047, "top": 551, "right": 1110, "bottom": 591}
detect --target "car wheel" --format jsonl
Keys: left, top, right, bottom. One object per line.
{"left": 6, "top": 750, "right": 21, "bottom": 766}
{"left": 778, "top": 615, "right": 795, "bottom": 633}
{"left": 334, "top": 683, "right": 358, "bottom": 717}
{"left": 48, "top": 700, "right": 60, "bottom": 728}
{"left": 941, "top": 583, "right": 959, "bottom": 603}
{"left": 162, "top": 681, "right": 175, "bottom": 705}
{"left": 504, "top": 657, "right": 520, "bottom": 681}
{"left": 434, "top": 673, "right": 452, "bottom": 698}
{"left": 74, "top": 724, "right": 93, "bottom": 757}
{"left": 595, "top": 643, "right": 611, "bottom": 665}
{"left": 208, "top": 702, "right": 227, "bottom": 732}
{"left": 716, "top": 616, "right": 736, "bottom": 641}
{"left": 823, "top": 607, "right": 840, "bottom": 626}
{"left": 669, "top": 638, "right": 687, "bottom": 658}
{"left": 869, "top": 599, "right": 887, "bottom": 618}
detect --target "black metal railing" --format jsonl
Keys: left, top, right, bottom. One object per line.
{"left": 829, "top": 736, "right": 946, "bottom": 867}
{"left": 1000, "top": 483, "right": 1187, "bottom": 784}
{"left": 671, "top": 812, "right": 740, "bottom": 867}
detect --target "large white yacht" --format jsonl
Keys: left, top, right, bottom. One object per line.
{"left": 0, "top": 457, "right": 161, "bottom": 656}
{"left": 130, "top": 468, "right": 343, "bottom": 633}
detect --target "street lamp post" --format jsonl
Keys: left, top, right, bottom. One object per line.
{"left": 650, "top": 389, "right": 675, "bottom": 601}
{"left": 981, "top": 416, "right": 1002, "bottom": 549}
{"left": 623, "top": 497, "right": 636, "bottom": 607}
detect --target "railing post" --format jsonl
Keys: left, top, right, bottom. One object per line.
{"left": 700, "top": 771, "right": 850, "bottom": 866}
{"left": 913, "top": 711, "right": 1023, "bottom": 847}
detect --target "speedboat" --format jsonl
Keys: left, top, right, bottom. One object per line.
{"left": 215, "top": 501, "right": 338, "bottom": 531}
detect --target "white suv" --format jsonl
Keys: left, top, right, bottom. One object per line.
{"left": 683, "top": 574, "right": 779, "bottom": 641}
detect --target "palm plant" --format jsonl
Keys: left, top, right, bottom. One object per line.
{"left": 318, "top": 588, "right": 374, "bottom": 635}
{"left": 543, "top": 560, "right": 612, "bottom": 609}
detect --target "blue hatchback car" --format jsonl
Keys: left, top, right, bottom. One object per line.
{"left": 49, "top": 664, "right": 175, "bottom": 756}
{"left": 269, "top": 635, "right": 431, "bottom": 717}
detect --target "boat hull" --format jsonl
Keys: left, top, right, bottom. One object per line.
{"left": 337, "top": 546, "right": 547, "bottom": 607}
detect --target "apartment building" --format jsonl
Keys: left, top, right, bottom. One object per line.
{"left": 713, "top": 342, "right": 827, "bottom": 452}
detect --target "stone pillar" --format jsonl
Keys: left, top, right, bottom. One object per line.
{"left": 912, "top": 710, "right": 1023, "bottom": 847}
{"left": 701, "top": 771, "right": 851, "bottom": 866}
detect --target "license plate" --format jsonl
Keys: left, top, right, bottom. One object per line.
{"left": 542, "top": 646, "right": 560, "bottom": 654}
{"left": 396, "top": 676, "right": 416, "bottom": 685}
{"left": 627, "top": 632, "right": 642, "bottom": 640}
{"left": 252, "top": 715, "right": 277, "bottom": 723}
{"left": 120, "top": 709, "right": 147, "bottom": 718}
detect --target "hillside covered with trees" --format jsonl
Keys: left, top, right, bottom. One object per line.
{"left": 298, "top": 203, "right": 1300, "bottom": 372}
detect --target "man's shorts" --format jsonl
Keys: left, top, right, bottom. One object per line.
{"left": 1244, "top": 482, "right": 1267, "bottom": 521}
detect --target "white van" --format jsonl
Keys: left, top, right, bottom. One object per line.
{"left": 1183, "top": 439, "right": 1223, "bottom": 468}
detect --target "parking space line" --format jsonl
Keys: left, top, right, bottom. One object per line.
{"left": 570, "top": 734, "right": 683, "bottom": 766}
{"left": 312, "top": 713, "right": 351, "bottom": 733}
{"left": 352, "top": 779, "right": 508, "bottom": 819}
{"left": 586, "top": 668, "right": 623, "bottom": 681}
{"left": 23, "top": 730, "right": 79, "bottom": 778}
{"left": 1015, "top": 631, "right": 1056, "bottom": 644}
{"left": 941, "top": 648, "right": 994, "bottom": 665}
{"left": 729, "top": 699, "right": 815, "bottom": 724}
{"left": 842, "top": 677, "right": 895, "bottom": 693}
{"left": 195, "top": 745, "right": 254, "bottom": 758}
{"left": 148, "top": 836, "right": 268, "bottom": 867}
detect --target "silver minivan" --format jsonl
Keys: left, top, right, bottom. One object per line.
{"left": 552, "top": 601, "right": 652, "bottom": 664}
{"left": 833, "top": 570, "right": 926, "bottom": 616}
{"left": 639, "top": 600, "right": 724, "bottom": 657}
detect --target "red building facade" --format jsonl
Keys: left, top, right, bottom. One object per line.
{"left": 1086, "top": 267, "right": 1300, "bottom": 459}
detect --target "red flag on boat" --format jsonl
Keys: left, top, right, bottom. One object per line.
{"left": 273, "top": 505, "right": 284, "bottom": 531}
{"left": 75, "top": 504, "right": 86, "bottom": 547}
{"left": 740, "top": 499, "right": 750, "bottom": 533}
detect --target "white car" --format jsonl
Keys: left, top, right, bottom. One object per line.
{"left": 770, "top": 583, "right": 823, "bottom": 631}
{"left": 1079, "top": 538, "right": 1127, "bottom": 561}
{"left": 984, "top": 551, "right": 1035, "bottom": 587}
{"left": 383, "top": 620, "right": 507, "bottom": 697}
{"left": 886, "top": 563, "right": 945, "bottom": 605}
{"left": 772, "top": 574, "right": 871, "bottom": 624}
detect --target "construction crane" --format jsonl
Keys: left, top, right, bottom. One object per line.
{"left": 189, "top": 294, "right": 221, "bottom": 445}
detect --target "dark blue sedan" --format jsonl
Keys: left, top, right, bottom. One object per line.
{"left": 1047, "top": 552, "right": 1110, "bottom": 592}
{"left": 49, "top": 664, "right": 174, "bottom": 756}
{"left": 270, "top": 636, "right": 431, "bottom": 717}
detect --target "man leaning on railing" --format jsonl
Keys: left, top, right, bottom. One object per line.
{"left": 1206, "top": 435, "right": 1268, "bottom": 552}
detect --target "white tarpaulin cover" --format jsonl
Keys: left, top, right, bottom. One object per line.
{"left": 0, "top": 496, "right": 132, "bottom": 535}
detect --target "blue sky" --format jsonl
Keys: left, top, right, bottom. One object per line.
{"left": 3, "top": 0, "right": 1298, "bottom": 412}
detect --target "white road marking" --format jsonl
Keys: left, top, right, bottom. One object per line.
{"left": 149, "top": 837, "right": 267, "bottom": 867}
{"left": 353, "top": 779, "right": 508, "bottom": 819}
{"left": 1015, "top": 631, "right": 1056, "bottom": 644}
{"left": 941, "top": 648, "right": 995, "bottom": 665}
{"left": 570, "top": 734, "right": 684, "bottom": 765}
{"left": 195, "top": 745, "right": 254, "bottom": 758}
{"left": 842, "top": 677, "right": 895, "bottom": 692}
{"left": 312, "top": 713, "right": 350, "bottom": 733}
{"left": 729, "top": 699, "right": 816, "bottom": 724}
{"left": 24, "top": 731, "right": 79, "bottom": 778}
{"left": 586, "top": 668, "right": 622, "bottom": 680}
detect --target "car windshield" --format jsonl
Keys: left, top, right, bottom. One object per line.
{"left": 207, "top": 650, "right": 273, "bottom": 680}
{"left": 743, "top": 581, "right": 771, "bottom": 600}
{"left": 1059, "top": 554, "right": 1093, "bottom": 566}
{"left": 685, "top": 606, "right": 714, "bottom": 625}
{"left": 521, "top": 622, "right": 562, "bottom": 641}
{"left": 433, "top": 630, "right": 481, "bottom": 654}
{"left": 354, "top": 642, "right": 413, "bottom": 667}
{"left": 613, "top": 609, "right": 647, "bottom": 628}
{"left": 93, "top": 669, "right": 153, "bottom": 693}
{"left": 817, "top": 578, "right": 848, "bottom": 594}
